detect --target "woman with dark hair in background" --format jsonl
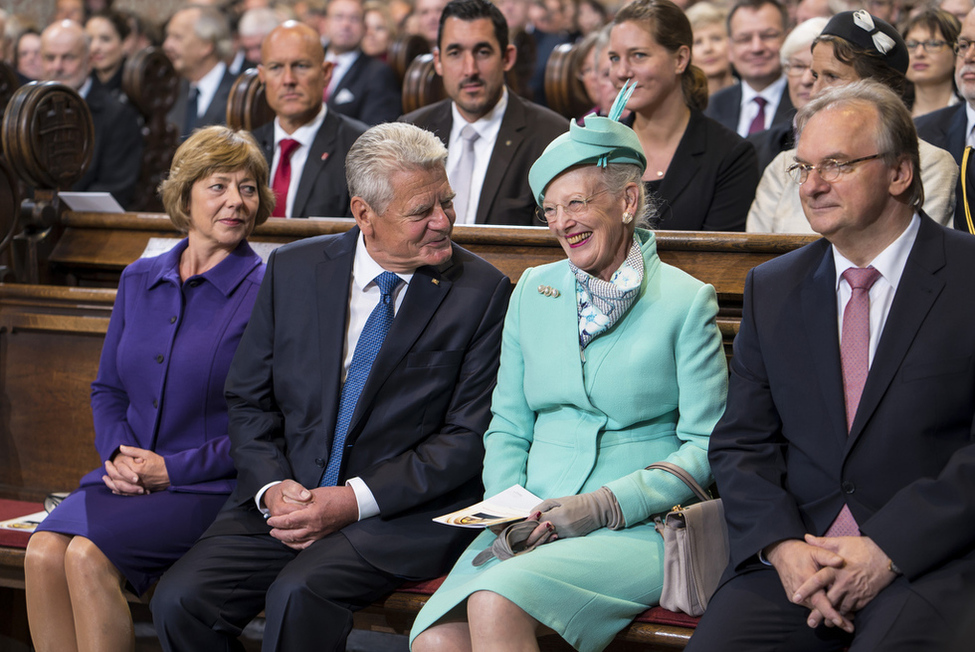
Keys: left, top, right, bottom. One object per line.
{"left": 611, "top": 0, "right": 758, "bottom": 231}
{"left": 85, "top": 9, "right": 130, "bottom": 101}
{"left": 14, "top": 27, "right": 42, "bottom": 82}
{"left": 902, "top": 8, "right": 961, "bottom": 117}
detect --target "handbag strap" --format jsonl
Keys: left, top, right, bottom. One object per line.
{"left": 646, "top": 461, "right": 711, "bottom": 502}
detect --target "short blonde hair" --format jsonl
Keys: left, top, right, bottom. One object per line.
{"left": 686, "top": 2, "right": 726, "bottom": 30}
{"left": 159, "top": 126, "right": 275, "bottom": 233}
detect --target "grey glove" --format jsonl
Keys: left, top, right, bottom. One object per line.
{"left": 531, "top": 486, "right": 624, "bottom": 538}
{"left": 472, "top": 519, "right": 555, "bottom": 566}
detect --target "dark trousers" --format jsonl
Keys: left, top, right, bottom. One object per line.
{"left": 686, "top": 560, "right": 975, "bottom": 652}
{"left": 150, "top": 531, "right": 403, "bottom": 652}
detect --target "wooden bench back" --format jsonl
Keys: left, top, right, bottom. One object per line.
{"left": 226, "top": 67, "right": 274, "bottom": 133}
{"left": 121, "top": 48, "right": 180, "bottom": 213}
{"left": 1, "top": 216, "right": 816, "bottom": 501}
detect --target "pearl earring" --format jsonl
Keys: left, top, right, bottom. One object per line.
{"left": 622, "top": 211, "right": 633, "bottom": 224}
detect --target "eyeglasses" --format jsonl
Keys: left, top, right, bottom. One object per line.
{"left": 730, "top": 30, "right": 783, "bottom": 46}
{"left": 954, "top": 38, "right": 975, "bottom": 55}
{"left": 786, "top": 153, "right": 887, "bottom": 184}
{"left": 536, "top": 188, "right": 610, "bottom": 223}
{"left": 906, "top": 39, "right": 950, "bottom": 52}
{"left": 784, "top": 61, "right": 809, "bottom": 77}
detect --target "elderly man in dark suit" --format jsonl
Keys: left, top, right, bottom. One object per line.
{"left": 40, "top": 19, "right": 143, "bottom": 208}
{"left": 688, "top": 80, "right": 975, "bottom": 651}
{"left": 915, "top": 8, "right": 975, "bottom": 232}
{"left": 164, "top": 5, "right": 237, "bottom": 140}
{"left": 706, "top": 0, "right": 794, "bottom": 137}
{"left": 150, "top": 121, "right": 510, "bottom": 652}
{"left": 400, "top": 0, "right": 566, "bottom": 227}
{"left": 322, "top": 0, "right": 402, "bottom": 126}
{"left": 252, "top": 21, "right": 368, "bottom": 218}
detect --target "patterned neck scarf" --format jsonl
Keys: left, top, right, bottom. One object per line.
{"left": 569, "top": 235, "right": 644, "bottom": 349}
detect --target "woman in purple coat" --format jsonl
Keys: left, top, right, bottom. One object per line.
{"left": 24, "top": 126, "right": 275, "bottom": 652}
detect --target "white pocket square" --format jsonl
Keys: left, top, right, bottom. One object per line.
{"left": 334, "top": 88, "right": 355, "bottom": 105}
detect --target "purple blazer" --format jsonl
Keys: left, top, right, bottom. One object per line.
{"left": 82, "top": 238, "right": 265, "bottom": 494}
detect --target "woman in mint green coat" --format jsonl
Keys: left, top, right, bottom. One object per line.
{"left": 410, "top": 83, "right": 729, "bottom": 652}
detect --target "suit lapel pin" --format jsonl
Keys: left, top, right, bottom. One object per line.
{"left": 537, "top": 284, "right": 560, "bottom": 298}
{"left": 321, "top": 152, "right": 329, "bottom": 162}
{"left": 505, "top": 140, "right": 512, "bottom": 146}
{"left": 431, "top": 278, "right": 440, "bottom": 286}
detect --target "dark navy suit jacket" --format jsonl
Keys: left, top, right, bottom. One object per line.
{"left": 207, "top": 228, "right": 511, "bottom": 579}
{"left": 915, "top": 103, "right": 967, "bottom": 231}
{"left": 705, "top": 82, "right": 794, "bottom": 136}
{"left": 710, "top": 215, "right": 975, "bottom": 600}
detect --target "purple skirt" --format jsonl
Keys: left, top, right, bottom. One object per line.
{"left": 36, "top": 483, "right": 229, "bottom": 594}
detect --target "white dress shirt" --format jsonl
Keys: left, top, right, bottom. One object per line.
{"left": 325, "top": 49, "right": 358, "bottom": 98}
{"left": 270, "top": 105, "right": 328, "bottom": 217}
{"left": 832, "top": 213, "right": 920, "bottom": 364}
{"left": 736, "top": 76, "right": 788, "bottom": 138}
{"left": 192, "top": 60, "right": 227, "bottom": 119}
{"left": 446, "top": 87, "right": 508, "bottom": 224}
{"left": 256, "top": 233, "right": 412, "bottom": 520}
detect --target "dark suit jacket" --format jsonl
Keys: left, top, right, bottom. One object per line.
{"left": 635, "top": 110, "right": 758, "bottom": 231}
{"left": 399, "top": 92, "right": 567, "bottom": 226}
{"left": 704, "top": 82, "right": 794, "bottom": 136}
{"left": 167, "top": 65, "right": 237, "bottom": 140}
{"left": 75, "top": 82, "right": 143, "bottom": 209}
{"left": 710, "top": 215, "right": 975, "bottom": 594}
{"left": 915, "top": 103, "right": 967, "bottom": 230}
{"left": 747, "top": 119, "right": 793, "bottom": 176}
{"left": 207, "top": 228, "right": 511, "bottom": 579}
{"left": 326, "top": 49, "right": 402, "bottom": 126}
{"left": 251, "top": 110, "right": 368, "bottom": 218}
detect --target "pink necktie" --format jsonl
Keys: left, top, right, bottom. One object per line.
{"left": 747, "top": 97, "right": 768, "bottom": 135}
{"left": 826, "top": 266, "right": 882, "bottom": 537}
{"left": 271, "top": 139, "right": 300, "bottom": 218}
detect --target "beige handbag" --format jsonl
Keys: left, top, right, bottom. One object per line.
{"left": 646, "top": 462, "right": 729, "bottom": 617}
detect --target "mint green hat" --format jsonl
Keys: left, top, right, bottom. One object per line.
{"left": 528, "top": 80, "right": 647, "bottom": 204}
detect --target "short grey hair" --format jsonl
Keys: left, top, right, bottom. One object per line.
{"left": 795, "top": 79, "right": 923, "bottom": 210}
{"left": 185, "top": 5, "right": 234, "bottom": 61}
{"left": 346, "top": 123, "right": 449, "bottom": 215}
{"left": 239, "top": 8, "right": 281, "bottom": 38}
{"left": 600, "top": 164, "right": 653, "bottom": 230}
{"left": 780, "top": 16, "right": 827, "bottom": 65}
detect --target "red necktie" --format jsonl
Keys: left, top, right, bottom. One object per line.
{"left": 271, "top": 139, "right": 300, "bottom": 218}
{"left": 826, "top": 266, "right": 882, "bottom": 537}
{"left": 747, "top": 97, "right": 768, "bottom": 135}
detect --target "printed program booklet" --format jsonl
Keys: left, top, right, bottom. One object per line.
{"left": 434, "top": 485, "right": 542, "bottom": 529}
{"left": 0, "top": 510, "right": 48, "bottom": 533}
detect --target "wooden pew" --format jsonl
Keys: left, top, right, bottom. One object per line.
{"left": 122, "top": 48, "right": 180, "bottom": 214}
{"left": 544, "top": 42, "right": 593, "bottom": 120}
{"left": 46, "top": 212, "right": 816, "bottom": 356}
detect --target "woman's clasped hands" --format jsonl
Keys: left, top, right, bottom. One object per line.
{"left": 102, "top": 444, "right": 170, "bottom": 495}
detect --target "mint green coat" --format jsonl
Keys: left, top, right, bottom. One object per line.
{"left": 410, "top": 230, "right": 728, "bottom": 651}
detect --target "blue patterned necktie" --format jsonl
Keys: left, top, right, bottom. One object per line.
{"left": 320, "top": 271, "right": 403, "bottom": 486}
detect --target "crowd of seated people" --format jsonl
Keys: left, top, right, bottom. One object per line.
{"left": 2, "top": 0, "right": 970, "bottom": 232}
{"left": 4, "top": 0, "right": 975, "bottom": 650}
